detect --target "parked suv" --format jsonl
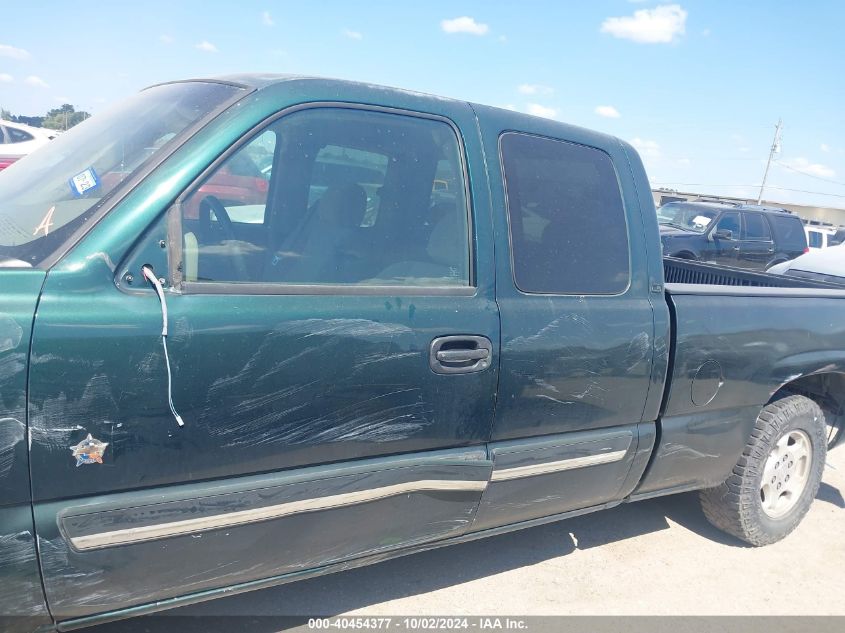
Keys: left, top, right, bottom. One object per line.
{"left": 658, "top": 201, "right": 808, "bottom": 269}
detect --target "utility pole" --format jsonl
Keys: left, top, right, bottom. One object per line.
{"left": 757, "top": 118, "right": 783, "bottom": 204}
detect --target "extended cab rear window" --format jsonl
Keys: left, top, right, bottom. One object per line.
{"left": 500, "top": 132, "right": 629, "bottom": 295}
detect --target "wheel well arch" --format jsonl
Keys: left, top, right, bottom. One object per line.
{"left": 770, "top": 371, "right": 845, "bottom": 448}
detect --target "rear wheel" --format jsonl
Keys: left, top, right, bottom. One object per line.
{"left": 699, "top": 395, "right": 827, "bottom": 546}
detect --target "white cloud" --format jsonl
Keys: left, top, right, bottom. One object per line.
{"left": 518, "top": 83, "right": 553, "bottom": 95}
{"left": 595, "top": 105, "right": 621, "bottom": 118}
{"left": 24, "top": 75, "right": 48, "bottom": 88}
{"left": 343, "top": 28, "right": 363, "bottom": 40}
{"left": 676, "top": 158, "right": 691, "bottom": 167}
{"left": 781, "top": 157, "right": 835, "bottom": 179}
{"left": 501, "top": 104, "right": 518, "bottom": 111}
{"left": 0, "top": 73, "right": 12, "bottom": 83}
{"left": 159, "top": 34, "right": 174, "bottom": 44}
{"left": 262, "top": 11, "right": 274, "bottom": 26}
{"left": 195, "top": 41, "right": 218, "bottom": 53}
{"left": 631, "top": 137, "right": 661, "bottom": 157}
{"left": 821, "top": 143, "right": 830, "bottom": 153}
{"left": 0, "top": 44, "right": 30, "bottom": 60}
{"left": 701, "top": 28, "right": 711, "bottom": 37}
{"left": 600, "top": 4, "right": 687, "bottom": 44}
{"left": 498, "top": 35, "right": 508, "bottom": 43}
{"left": 54, "top": 96, "right": 71, "bottom": 103}
{"left": 441, "top": 16, "right": 489, "bottom": 36}
{"left": 526, "top": 103, "right": 557, "bottom": 119}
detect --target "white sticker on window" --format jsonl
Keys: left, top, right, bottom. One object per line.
{"left": 69, "top": 167, "right": 100, "bottom": 196}
{"left": 692, "top": 215, "right": 712, "bottom": 228}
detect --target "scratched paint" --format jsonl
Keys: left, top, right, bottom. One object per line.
{"left": 29, "top": 374, "right": 118, "bottom": 451}
{"left": 191, "top": 318, "right": 433, "bottom": 449}
{"left": 29, "top": 286, "right": 498, "bottom": 504}
{"left": 0, "top": 418, "right": 25, "bottom": 478}
{"left": 0, "top": 509, "right": 51, "bottom": 633}
{"left": 0, "top": 315, "right": 23, "bottom": 354}
{"left": 493, "top": 298, "right": 654, "bottom": 441}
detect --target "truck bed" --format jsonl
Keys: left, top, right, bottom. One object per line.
{"left": 634, "top": 258, "right": 845, "bottom": 497}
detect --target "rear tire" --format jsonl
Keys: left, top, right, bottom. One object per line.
{"left": 699, "top": 395, "right": 827, "bottom": 546}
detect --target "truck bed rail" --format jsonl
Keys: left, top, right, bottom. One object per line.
{"left": 663, "top": 257, "right": 845, "bottom": 290}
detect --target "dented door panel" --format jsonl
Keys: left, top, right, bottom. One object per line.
{"left": 0, "top": 506, "right": 52, "bottom": 633}
{"left": 472, "top": 426, "right": 640, "bottom": 531}
{"left": 28, "top": 288, "right": 499, "bottom": 498}
{"left": 36, "top": 447, "right": 490, "bottom": 619}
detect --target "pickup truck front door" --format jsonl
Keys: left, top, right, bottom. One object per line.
{"left": 28, "top": 101, "right": 499, "bottom": 620}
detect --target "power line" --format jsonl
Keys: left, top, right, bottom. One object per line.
{"left": 773, "top": 161, "right": 845, "bottom": 186}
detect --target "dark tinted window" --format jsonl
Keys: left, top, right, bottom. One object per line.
{"left": 715, "top": 212, "right": 740, "bottom": 237}
{"left": 743, "top": 212, "right": 771, "bottom": 240}
{"left": 770, "top": 215, "right": 808, "bottom": 250}
{"left": 181, "top": 108, "right": 470, "bottom": 287}
{"left": 6, "top": 126, "right": 34, "bottom": 143}
{"left": 501, "top": 133, "right": 629, "bottom": 295}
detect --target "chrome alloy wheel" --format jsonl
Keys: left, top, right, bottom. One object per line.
{"left": 760, "top": 429, "right": 812, "bottom": 519}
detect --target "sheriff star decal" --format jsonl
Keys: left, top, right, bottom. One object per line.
{"left": 69, "top": 433, "right": 109, "bottom": 467}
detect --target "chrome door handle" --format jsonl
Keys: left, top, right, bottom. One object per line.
{"left": 436, "top": 348, "right": 489, "bottom": 363}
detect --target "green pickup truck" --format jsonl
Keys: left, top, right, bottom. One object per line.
{"left": 0, "top": 76, "right": 842, "bottom": 632}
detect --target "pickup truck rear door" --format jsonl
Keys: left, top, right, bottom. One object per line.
{"left": 28, "top": 96, "right": 499, "bottom": 620}
{"left": 469, "top": 106, "right": 664, "bottom": 530}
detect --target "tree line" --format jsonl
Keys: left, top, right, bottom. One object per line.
{"left": 1, "top": 104, "right": 91, "bottom": 130}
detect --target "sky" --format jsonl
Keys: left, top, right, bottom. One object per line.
{"left": 1, "top": 1, "right": 843, "bottom": 208}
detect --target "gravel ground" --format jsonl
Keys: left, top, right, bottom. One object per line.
{"left": 92, "top": 446, "right": 845, "bottom": 630}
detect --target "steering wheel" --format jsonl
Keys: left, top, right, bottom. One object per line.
{"left": 198, "top": 195, "right": 250, "bottom": 281}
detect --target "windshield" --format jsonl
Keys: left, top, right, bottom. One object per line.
{"left": 657, "top": 203, "right": 718, "bottom": 233}
{"left": 0, "top": 81, "right": 244, "bottom": 267}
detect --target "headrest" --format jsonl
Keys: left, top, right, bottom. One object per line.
{"left": 318, "top": 181, "right": 367, "bottom": 228}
